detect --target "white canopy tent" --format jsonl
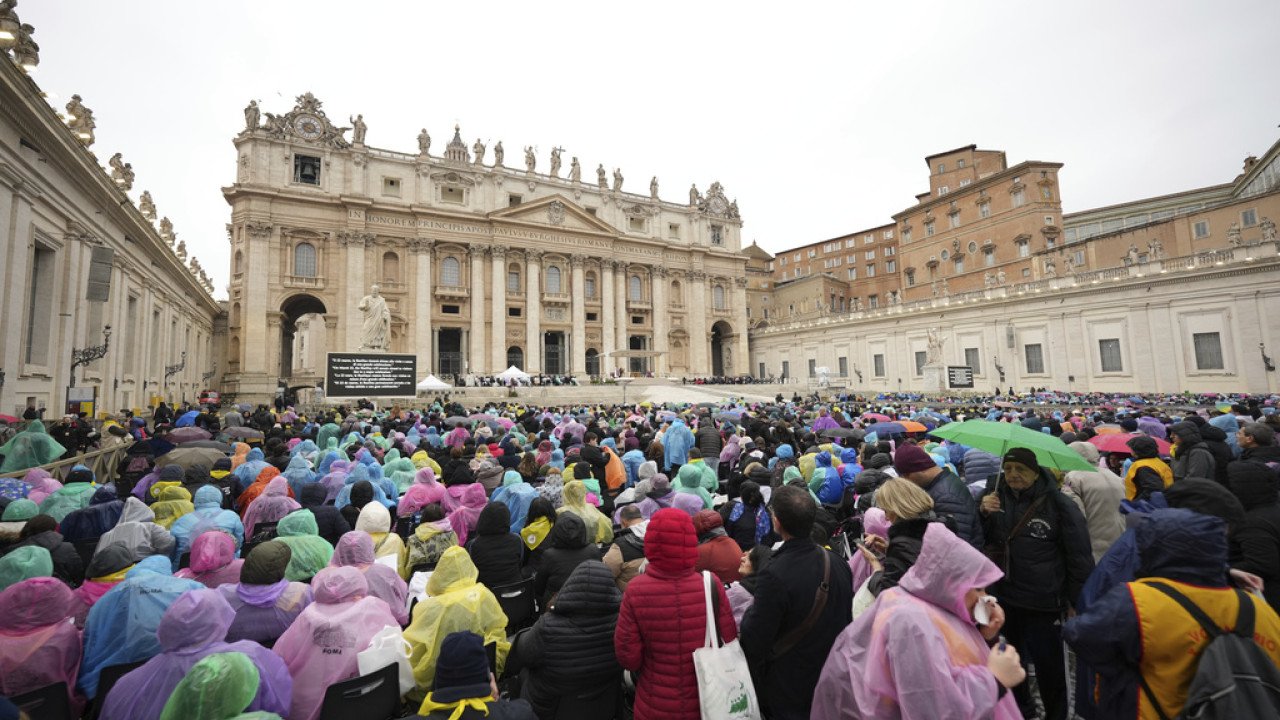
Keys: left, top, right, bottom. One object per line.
{"left": 495, "top": 365, "right": 531, "bottom": 381}
{"left": 416, "top": 374, "right": 452, "bottom": 391}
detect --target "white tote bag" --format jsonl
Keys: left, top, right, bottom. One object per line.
{"left": 356, "top": 624, "right": 417, "bottom": 696}
{"left": 693, "top": 571, "right": 762, "bottom": 720}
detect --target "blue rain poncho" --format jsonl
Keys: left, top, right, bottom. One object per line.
{"left": 809, "top": 451, "right": 849, "bottom": 505}
{"left": 490, "top": 471, "right": 538, "bottom": 533}
{"left": 333, "top": 464, "right": 394, "bottom": 510}
{"left": 281, "top": 455, "right": 316, "bottom": 498}
{"left": 78, "top": 556, "right": 204, "bottom": 698}
{"left": 662, "top": 420, "right": 695, "bottom": 471}
{"left": 231, "top": 448, "right": 270, "bottom": 489}
{"left": 171, "top": 486, "right": 245, "bottom": 566}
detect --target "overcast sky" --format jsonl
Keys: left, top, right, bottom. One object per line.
{"left": 25, "top": 0, "right": 1280, "bottom": 300}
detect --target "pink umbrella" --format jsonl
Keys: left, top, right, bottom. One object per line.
{"left": 861, "top": 412, "right": 892, "bottom": 423}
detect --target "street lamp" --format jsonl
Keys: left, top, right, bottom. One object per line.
{"left": 1262, "top": 343, "right": 1275, "bottom": 373}
{"left": 165, "top": 351, "right": 188, "bottom": 402}
{"left": 70, "top": 325, "right": 111, "bottom": 388}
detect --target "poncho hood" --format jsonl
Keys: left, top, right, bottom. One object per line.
{"left": 313, "top": 565, "right": 368, "bottom": 603}
{"left": 157, "top": 587, "right": 236, "bottom": 651}
{"left": 426, "top": 546, "right": 479, "bottom": 596}
{"left": 899, "top": 522, "right": 1004, "bottom": 620}
{"left": 643, "top": 508, "right": 697, "bottom": 576}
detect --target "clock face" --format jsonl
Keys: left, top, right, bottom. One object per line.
{"left": 293, "top": 115, "right": 323, "bottom": 140}
{"left": 709, "top": 196, "right": 726, "bottom": 214}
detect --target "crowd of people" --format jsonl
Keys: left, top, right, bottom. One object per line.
{"left": 0, "top": 392, "right": 1278, "bottom": 719}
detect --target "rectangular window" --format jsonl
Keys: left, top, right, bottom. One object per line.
{"left": 984, "top": 248, "right": 995, "bottom": 266}
{"left": 865, "top": 250, "right": 876, "bottom": 260}
{"left": 808, "top": 359, "right": 817, "bottom": 377}
{"left": 1025, "top": 343, "right": 1045, "bottom": 374}
{"left": 759, "top": 362, "right": 766, "bottom": 378}
{"left": 980, "top": 202, "right": 991, "bottom": 218}
{"left": 1193, "top": 332, "right": 1225, "bottom": 370}
{"left": 883, "top": 229, "right": 894, "bottom": 239}
{"left": 846, "top": 238, "right": 857, "bottom": 248}
{"left": 585, "top": 278, "right": 596, "bottom": 298}
{"left": 903, "top": 228, "right": 913, "bottom": 242}
{"left": 507, "top": 272, "right": 520, "bottom": 293}
{"left": 1012, "top": 189, "right": 1026, "bottom": 207}
{"left": 937, "top": 163, "right": 946, "bottom": 174}
{"left": 808, "top": 250, "right": 817, "bottom": 258}
{"left": 293, "top": 154, "right": 321, "bottom": 185}
{"left": 938, "top": 185, "right": 950, "bottom": 196}
{"left": 957, "top": 159, "right": 965, "bottom": 169}
{"left": 1074, "top": 250, "right": 1085, "bottom": 266}
{"left": 25, "top": 246, "right": 55, "bottom": 365}
{"left": 669, "top": 223, "right": 680, "bottom": 238}
{"left": 873, "top": 354, "right": 885, "bottom": 377}
{"left": 710, "top": 225, "right": 723, "bottom": 245}
{"left": 865, "top": 234, "right": 874, "bottom": 244}
{"left": 965, "top": 347, "right": 981, "bottom": 374}
{"left": 628, "top": 217, "right": 646, "bottom": 232}
{"left": 507, "top": 307, "right": 522, "bottom": 317}
{"left": 884, "top": 246, "right": 895, "bottom": 256}
{"left": 508, "top": 195, "right": 522, "bottom": 207}
{"left": 838, "top": 357, "right": 848, "bottom": 377}
{"left": 868, "top": 294, "right": 879, "bottom": 309}
{"left": 949, "top": 212, "right": 961, "bottom": 229}
{"left": 960, "top": 179, "right": 971, "bottom": 186}
{"left": 585, "top": 207, "right": 597, "bottom": 216}
{"left": 781, "top": 361, "right": 790, "bottom": 379}
{"left": 1017, "top": 241, "right": 1029, "bottom": 258}
{"left": 632, "top": 316, "right": 644, "bottom": 325}
{"left": 914, "top": 351, "right": 927, "bottom": 376}
{"left": 1242, "top": 209, "right": 1258, "bottom": 227}
{"left": 586, "top": 312, "right": 598, "bottom": 322}
{"left": 866, "top": 264, "right": 876, "bottom": 277}
{"left": 1099, "top": 339, "right": 1123, "bottom": 372}
{"left": 847, "top": 267, "right": 857, "bottom": 280}
{"left": 953, "top": 257, "right": 964, "bottom": 273}
{"left": 886, "top": 260, "right": 896, "bottom": 273}
{"left": 441, "top": 186, "right": 465, "bottom": 204}
{"left": 442, "top": 304, "right": 461, "bottom": 314}
{"left": 382, "top": 177, "right": 401, "bottom": 196}
{"left": 1194, "top": 221, "right": 1210, "bottom": 239}
{"left": 925, "top": 221, "right": 935, "bottom": 237}
{"left": 905, "top": 270, "right": 915, "bottom": 286}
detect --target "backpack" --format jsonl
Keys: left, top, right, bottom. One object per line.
{"left": 1137, "top": 581, "right": 1280, "bottom": 719}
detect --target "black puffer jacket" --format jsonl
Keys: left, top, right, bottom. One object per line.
{"left": 467, "top": 502, "right": 525, "bottom": 590}
{"left": 1226, "top": 460, "right": 1280, "bottom": 609}
{"left": 533, "top": 512, "right": 601, "bottom": 607}
{"left": 695, "top": 424, "right": 722, "bottom": 462}
{"left": 298, "top": 483, "right": 352, "bottom": 547}
{"left": 1197, "top": 425, "right": 1234, "bottom": 485}
{"left": 981, "top": 470, "right": 1094, "bottom": 611}
{"left": 1169, "top": 421, "right": 1216, "bottom": 482}
{"left": 867, "top": 513, "right": 951, "bottom": 596}
{"left": 516, "top": 560, "right": 622, "bottom": 719}
{"left": 7, "top": 529, "right": 83, "bottom": 586}
{"left": 923, "top": 468, "right": 985, "bottom": 550}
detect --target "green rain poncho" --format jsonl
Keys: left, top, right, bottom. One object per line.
{"left": 273, "top": 510, "right": 333, "bottom": 582}
{"left": 675, "top": 464, "right": 714, "bottom": 510}
{"left": 0, "top": 545, "right": 53, "bottom": 589}
{"left": 315, "top": 424, "right": 342, "bottom": 453}
{"left": 39, "top": 482, "right": 99, "bottom": 523}
{"left": 0, "top": 421, "right": 66, "bottom": 473}
{"left": 158, "top": 652, "right": 261, "bottom": 720}
{"left": 2, "top": 498, "right": 39, "bottom": 521}
{"left": 782, "top": 465, "right": 822, "bottom": 504}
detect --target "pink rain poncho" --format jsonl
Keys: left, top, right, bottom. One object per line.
{"left": 0, "top": 577, "right": 85, "bottom": 715}
{"left": 98, "top": 588, "right": 292, "bottom": 720}
{"left": 398, "top": 466, "right": 446, "bottom": 516}
{"left": 849, "top": 507, "right": 890, "bottom": 593}
{"left": 272, "top": 566, "right": 402, "bottom": 720}
{"left": 242, "top": 476, "right": 301, "bottom": 538}
{"left": 78, "top": 556, "right": 205, "bottom": 699}
{"left": 811, "top": 523, "right": 1020, "bottom": 720}
{"left": 97, "top": 496, "right": 176, "bottom": 562}
{"left": 446, "top": 483, "right": 488, "bottom": 546}
{"left": 175, "top": 531, "right": 244, "bottom": 588}
{"left": 218, "top": 541, "right": 313, "bottom": 645}
{"left": 170, "top": 485, "right": 245, "bottom": 565}
{"left": 329, "top": 531, "right": 409, "bottom": 625}
{"left": 23, "top": 468, "right": 62, "bottom": 506}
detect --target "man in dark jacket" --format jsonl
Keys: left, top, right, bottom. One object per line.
{"left": 533, "top": 512, "right": 600, "bottom": 607}
{"left": 1168, "top": 420, "right": 1216, "bottom": 482}
{"left": 1197, "top": 423, "right": 1234, "bottom": 485}
{"left": 1226, "top": 460, "right": 1280, "bottom": 609}
{"left": 8, "top": 514, "right": 83, "bottom": 586}
{"left": 602, "top": 505, "right": 647, "bottom": 590}
{"left": 577, "top": 433, "right": 609, "bottom": 485}
{"left": 980, "top": 447, "right": 1093, "bottom": 720}
{"left": 894, "top": 443, "right": 984, "bottom": 549}
{"left": 741, "top": 485, "right": 853, "bottom": 720}
{"left": 297, "top": 482, "right": 351, "bottom": 547}
{"left": 695, "top": 415, "right": 723, "bottom": 477}
{"left": 1238, "top": 422, "right": 1280, "bottom": 465}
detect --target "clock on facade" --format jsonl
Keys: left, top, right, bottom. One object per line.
{"left": 709, "top": 196, "right": 726, "bottom": 214}
{"left": 293, "top": 115, "right": 323, "bottom": 140}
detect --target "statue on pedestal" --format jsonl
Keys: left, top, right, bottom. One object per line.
{"left": 1227, "top": 222, "right": 1243, "bottom": 247}
{"left": 417, "top": 129, "right": 431, "bottom": 155}
{"left": 926, "top": 328, "right": 945, "bottom": 365}
{"left": 1126, "top": 244, "right": 1140, "bottom": 265}
{"left": 549, "top": 147, "right": 562, "bottom": 177}
{"left": 1044, "top": 256, "right": 1057, "bottom": 278}
{"left": 244, "top": 100, "right": 259, "bottom": 131}
{"left": 350, "top": 114, "right": 367, "bottom": 145}
{"left": 1261, "top": 217, "right": 1276, "bottom": 242}
{"left": 613, "top": 168, "right": 624, "bottom": 192}
{"left": 176, "top": 240, "right": 187, "bottom": 261}
{"left": 689, "top": 184, "right": 700, "bottom": 206}
{"left": 524, "top": 146, "right": 536, "bottom": 173}
{"left": 493, "top": 141, "right": 504, "bottom": 166}
{"left": 1147, "top": 238, "right": 1164, "bottom": 259}
{"left": 357, "top": 285, "right": 391, "bottom": 352}
{"left": 996, "top": 268, "right": 1007, "bottom": 285}
{"left": 139, "top": 190, "right": 156, "bottom": 220}
{"left": 650, "top": 176, "right": 659, "bottom": 199}
{"left": 941, "top": 279, "right": 951, "bottom": 296}
{"left": 568, "top": 157, "right": 581, "bottom": 183}
{"left": 984, "top": 271, "right": 996, "bottom": 288}
{"left": 159, "top": 217, "right": 174, "bottom": 245}
{"left": 473, "top": 139, "right": 485, "bottom": 165}
{"left": 597, "top": 164, "right": 607, "bottom": 188}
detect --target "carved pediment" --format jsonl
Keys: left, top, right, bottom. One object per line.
{"left": 489, "top": 193, "right": 618, "bottom": 234}
{"left": 260, "top": 92, "right": 351, "bottom": 150}
{"left": 429, "top": 171, "right": 476, "bottom": 187}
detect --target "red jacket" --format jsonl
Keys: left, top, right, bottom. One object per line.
{"left": 693, "top": 510, "right": 743, "bottom": 584}
{"left": 615, "top": 508, "right": 737, "bottom": 720}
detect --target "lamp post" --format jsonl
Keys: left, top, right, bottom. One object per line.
{"left": 164, "top": 351, "right": 187, "bottom": 403}
{"left": 70, "top": 325, "right": 111, "bottom": 388}
{"left": 1262, "top": 343, "right": 1275, "bottom": 373}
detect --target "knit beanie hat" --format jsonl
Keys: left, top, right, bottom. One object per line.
{"left": 432, "top": 631, "right": 492, "bottom": 702}
{"left": 893, "top": 444, "right": 936, "bottom": 475}
{"left": 1002, "top": 447, "right": 1041, "bottom": 474}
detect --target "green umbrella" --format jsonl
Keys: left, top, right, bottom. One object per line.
{"left": 928, "top": 419, "right": 1094, "bottom": 472}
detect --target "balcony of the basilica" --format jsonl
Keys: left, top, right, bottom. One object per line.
{"left": 434, "top": 285, "right": 469, "bottom": 299}
{"left": 542, "top": 291, "right": 571, "bottom": 305}
{"left": 627, "top": 299, "right": 652, "bottom": 311}
{"left": 284, "top": 275, "right": 325, "bottom": 290}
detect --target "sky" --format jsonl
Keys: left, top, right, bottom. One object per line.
{"left": 23, "top": 0, "right": 1280, "bottom": 300}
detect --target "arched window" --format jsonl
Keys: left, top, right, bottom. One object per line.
{"left": 293, "top": 242, "right": 316, "bottom": 277}
{"left": 233, "top": 250, "right": 243, "bottom": 275}
{"left": 229, "top": 336, "right": 241, "bottom": 368}
{"left": 231, "top": 302, "right": 241, "bottom": 328}
{"left": 713, "top": 285, "right": 726, "bottom": 309}
{"left": 629, "top": 275, "right": 642, "bottom": 301}
{"left": 507, "top": 346, "right": 524, "bottom": 369}
{"left": 546, "top": 266, "right": 562, "bottom": 293}
{"left": 670, "top": 280, "right": 682, "bottom": 305}
{"left": 441, "top": 257, "right": 461, "bottom": 286}
{"left": 382, "top": 252, "right": 400, "bottom": 284}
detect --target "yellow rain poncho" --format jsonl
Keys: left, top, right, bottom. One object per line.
{"left": 557, "top": 480, "right": 614, "bottom": 544}
{"left": 402, "top": 547, "right": 509, "bottom": 702}
{"left": 151, "top": 486, "right": 196, "bottom": 530}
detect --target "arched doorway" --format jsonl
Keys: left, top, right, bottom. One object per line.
{"left": 507, "top": 346, "right": 524, "bottom": 369}
{"left": 711, "top": 321, "right": 734, "bottom": 377}
{"left": 280, "top": 294, "right": 328, "bottom": 380}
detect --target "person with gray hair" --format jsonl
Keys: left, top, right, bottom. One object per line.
{"left": 1238, "top": 422, "right": 1280, "bottom": 465}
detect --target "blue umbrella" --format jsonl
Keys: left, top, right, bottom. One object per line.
{"left": 174, "top": 410, "right": 200, "bottom": 427}
{"left": 864, "top": 422, "right": 906, "bottom": 436}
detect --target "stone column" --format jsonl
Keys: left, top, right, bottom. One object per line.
{"left": 490, "top": 245, "right": 507, "bottom": 371}
{"left": 339, "top": 231, "right": 369, "bottom": 352}
{"left": 412, "top": 238, "right": 433, "bottom": 372}
{"left": 0, "top": 173, "right": 35, "bottom": 412}
{"left": 733, "top": 276, "right": 750, "bottom": 378}
{"left": 570, "top": 254, "right": 587, "bottom": 376}
{"left": 243, "top": 222, "right": 278, "bottom": 398}
{"left": 652, "top": 266, "right": 669, "bottom": 377}
{"left": 468, "top": 244, "right": 488, "bottom": 375}
{"left": 525, "top": 250, "right": 542, "bottom": 373}
{"left": 689, "top": 270, "right": 709, "bottom": 375}
{"left": 600, "top": 260, "right": 616, "bottom": 375}
{"left": 614, "top": 262, "right": 629, "bottom": 371}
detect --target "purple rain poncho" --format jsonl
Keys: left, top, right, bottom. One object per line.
{"left": 175, "top": 530, "right": 244, "bottom": 588}
{"left": 271, "top": 566, "right": 402, "bottom": 720}
{"left": 811, "top": 523, "right": 1020, "bottom": 720}
{"left": 218, "top": 541, "right": 313, "bottom": 645}
{"left": 242, "top": 476, "right": 301, "bottom": 538}
{"left": 328, "top": 531, "right": 409, "bottom": 625}
{"left": 98, "top": 588, "right": 292, "bottom": 720}
{"left": 0, "top": 577, "right": 85, "bottom": 715}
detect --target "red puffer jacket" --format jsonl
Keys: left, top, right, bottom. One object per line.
{"left": 615, "top": 508, "right": 737, "bottom": 720}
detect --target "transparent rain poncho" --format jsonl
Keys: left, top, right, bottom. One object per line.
{"left": 242, "top": 476, "right": 301, "bottom": 538}
{"left": 403, "top": 546, "right": 509, "bottom": 702}
{"left": 272, "top": 566, "right": 401, "bottom": 720}
{"left": 78, "top": 556, "right": 204, "bottom": 698}
{"left": 329, "top": 531, "right": 408, "bottom": 625}
{"left": 281, "top": 454, "right": 316, "bottom": 499}
{"left": 1, "top": 497, "right": 38, "bottom": 521}
{"left": 398, "top": 467, "right": 446, "bottom": 517}
{"left": 0, "top": 420, "right": 67, "bottom": 473}
{"left": 272, "top": 510, "right": 333, "bottom": 582}
{"left": 559, "top": 480, "right": 615, "bottom": 543}
{"left": 446, "top": 483, "right": 488, "bottom": 546}
{"left": 0, "top": 545, "right": 53, "bottom": 590}
{"left": 491, "top": 471, "right": 538, "bottom": 533}
{"left": 157, "top": 652, "right": 261, "bottom": 720}
{"left": 218, "top": 542, "right": 313, "bottom": 645}
{"left": 315, "top": 424, "right": 342, "bottom": 453}
{"left": 39, "top": 481, "right": 98, "bottom": 523}
{"left": 99, "top": 588, "right": 291, "bottom": 720}
{"left": 171, "top": 486, "right": 245, "bottom": 566}
{"left": 97, "top": 496, "right": 175, "bottom": 562}
{"left": 0, "top": 577, "right": 85, "bottom": 715}
{"left": 175, "top": 530, "right": 244, "bottom": 589}
{"left": 355, "top": 502, "right": 405, "bottom": 567}
{"left": 151, "top": 486, "right": 195, "bottom": 530}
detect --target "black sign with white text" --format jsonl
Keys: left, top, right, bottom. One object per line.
{"left": 947, "top": 366, "right": 975, "bottom": 389}
{"left": 326, "top": 353, "right": 417, "bottom": 397}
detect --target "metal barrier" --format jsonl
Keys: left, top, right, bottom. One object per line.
{"left": 0, "top": 440, "right": 134, "bottom": 483}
